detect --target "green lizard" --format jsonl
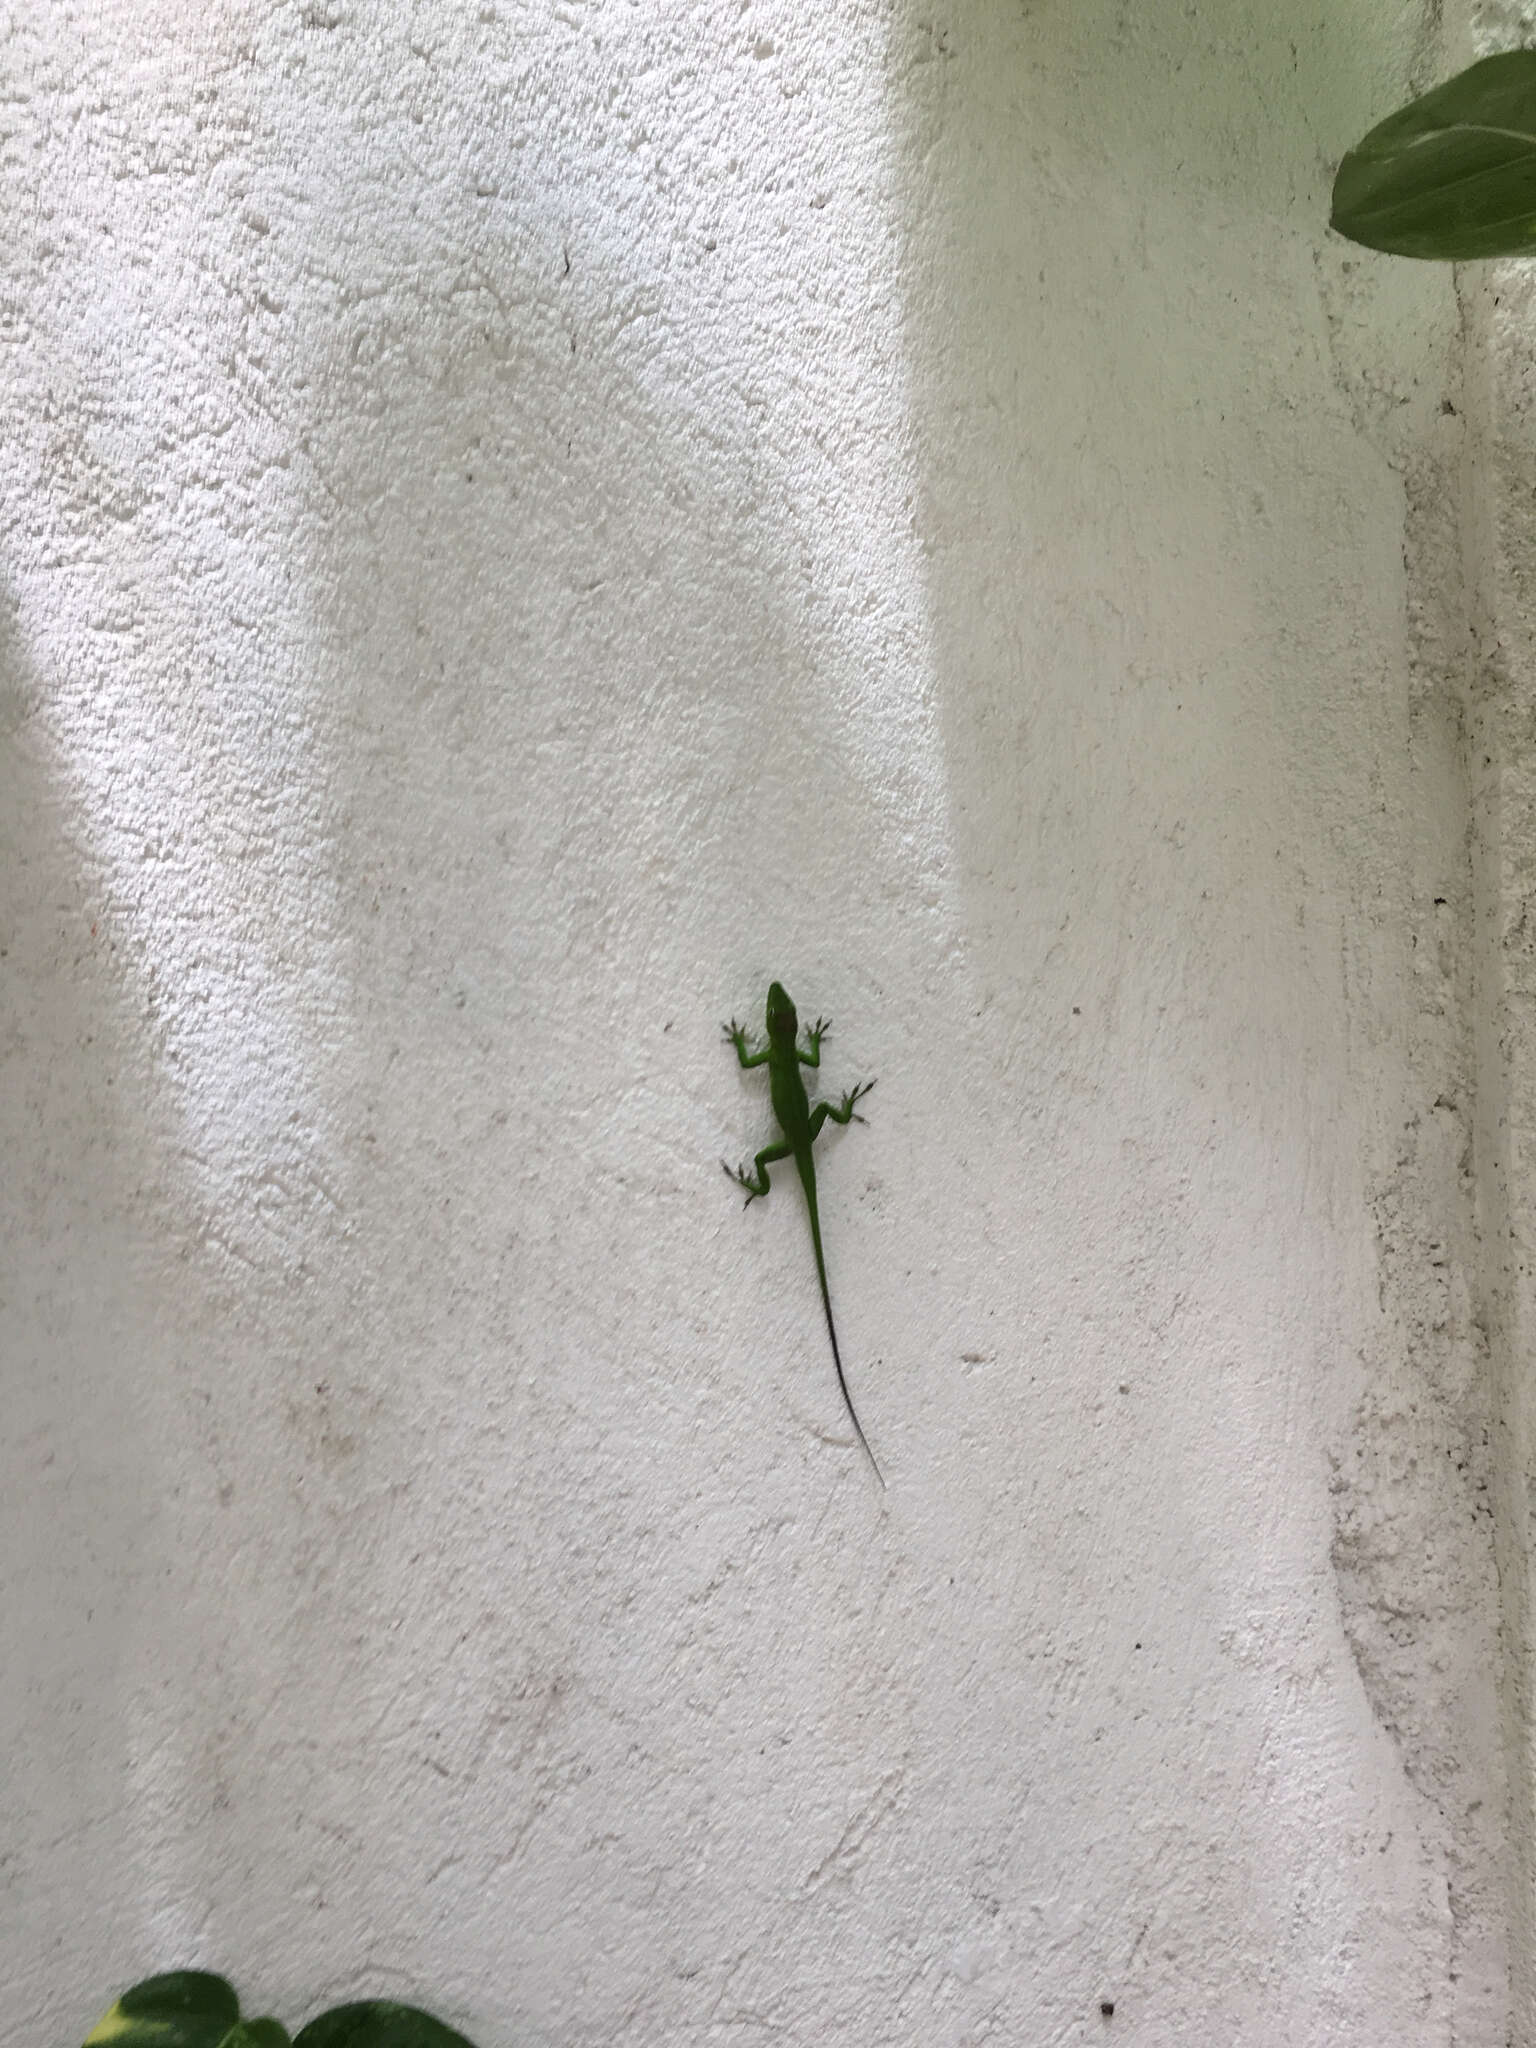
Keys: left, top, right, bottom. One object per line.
{"left": 722, "top": 981, "right": 883, "bottom": 1487}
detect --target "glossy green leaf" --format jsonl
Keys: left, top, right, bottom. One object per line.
{"left": 293, "top": 2003, "right": 478, "bottom": 2048}
{"left": 83, "top": 1974, "right": 289, "bottom": 2048}
{"left": 1331, "top": 50, "right": 1536, "bottom": 259}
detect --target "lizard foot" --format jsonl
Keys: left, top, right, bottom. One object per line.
{"left": 839, "top": 1079, "right": 876, "bottom": 1122}
{"left": 721, "top": 1159, "right": 764, "bottom": 1204}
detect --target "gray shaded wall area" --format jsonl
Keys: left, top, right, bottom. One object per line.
{"left": 1, "top": 1, "right": 1523, "bottom": 2041}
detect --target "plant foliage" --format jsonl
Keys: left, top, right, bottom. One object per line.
{"left": 293, "top": 2005, "right": 478, "bottom": 2048}
{"left": 1332, "top": 50, "right": 1536, "bottom": 260}
{"left": 82, "top": 1974, "right": 476, "bottom": 2048}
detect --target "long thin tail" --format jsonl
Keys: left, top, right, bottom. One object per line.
{"left": 804, "top": 1190, "right": 885, "bottom": 1489}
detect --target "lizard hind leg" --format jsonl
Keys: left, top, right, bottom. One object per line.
{"left": 834, "top": 1079, "right": 875, "bottom": 1123}
{"left": 723, "top": 1139, "right": 792, "bottom": 1206}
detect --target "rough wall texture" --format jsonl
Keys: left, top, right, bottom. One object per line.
{"left": 0, "top": 1, "right": 1520, "bottom": 2043}
{"left": 1457, "top": 0, "right": 1536, "bottom": 2020}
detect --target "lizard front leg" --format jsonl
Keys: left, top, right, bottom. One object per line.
{"left": 808, "top": 1080, "right": 875, "bottom": 1138}
{"left": 723, "top": 1139, "right": 792, "bottom": 1206}
{"left": 797, "top": 1016, "right": 832, "bottom": 1068}
{"left": 723, "top": 1018, "right": 772, "bottom": 1069}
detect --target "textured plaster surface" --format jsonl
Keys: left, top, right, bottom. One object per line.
{"left": 0, "top": 1, "right": 1515, "bottom": 2043}
{"left": 1453, "top": 5, "right": 1536, "bottom": 2030}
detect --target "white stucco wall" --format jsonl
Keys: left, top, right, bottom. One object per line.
{"left": 3, "top": 1, "right": 1518, "bottom": 2042}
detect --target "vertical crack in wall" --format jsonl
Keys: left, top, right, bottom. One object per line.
{"left": 1457, "top": 0, "right": 1536, "bottom": 2020}
{"left": 1333, "top": 524, "right": 1508, "bottom": 2046}
{"left": 1459, "top": 243, "right": 1536, "bottom": 2047}
{"left": 1463, "top": 615, "right": 1534, "bottom": 2048}
{"left": 1332, "top": 219, "right": 1536, "bottom": 2048}
{"left": 1325, "top": 140, "right": 1511, "bottom": 2032}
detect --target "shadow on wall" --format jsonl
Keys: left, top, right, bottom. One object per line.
{"left": 225, "top": 11, "right": 930, "bottom": 2028}
{"left": 885, "top": 0, "right": 1497, "bottom": 2040}
{"left": 0, "top": 590, "right": 197, "bottom": 2008}
{"left": 9, "top": 3, "right": 904, "bottom": 2037}
{"left": 5, "top": 1, "right": 1501, "bottom": 2045}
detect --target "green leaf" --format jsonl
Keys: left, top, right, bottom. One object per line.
{"left": 1331, "top": 50, "right": 1536, "bottom": 259}
{"left": 293, "top": 2004, "right": 478, "bottom": 2048}
{"left": 83, "top": 1975, "right": 289, "bottom": 2048}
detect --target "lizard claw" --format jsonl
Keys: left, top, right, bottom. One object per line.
{"left": 840, "top": 1078, "right": 876, "bottom": 1122}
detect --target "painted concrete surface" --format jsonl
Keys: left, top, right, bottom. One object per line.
{"left": 0, "top": 1, "right": 1515, "bottom": 2042}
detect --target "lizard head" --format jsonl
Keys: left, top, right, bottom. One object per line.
{"left": 765, "top": 981, "right": 798, "bottom": 1040}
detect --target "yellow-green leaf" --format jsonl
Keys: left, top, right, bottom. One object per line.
{"left": 84, "top": 1976, "right": 289, "bottom": 2048}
